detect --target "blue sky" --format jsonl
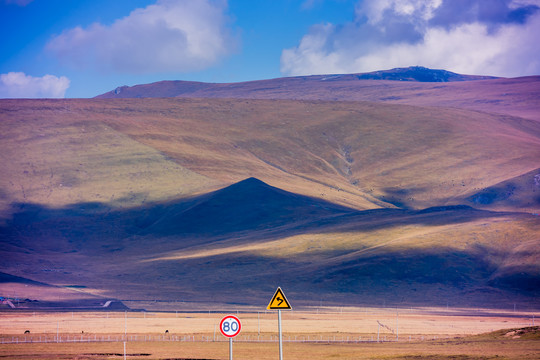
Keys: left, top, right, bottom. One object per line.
{"left": 1, "top": 0, "right": 539, "bottom": 98}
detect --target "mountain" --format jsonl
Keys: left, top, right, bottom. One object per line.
{"left": 354, "top": 66, "right": 497, "bottom": 82}
{"left": 1, "top": 69, "right": 540, "bottom": 310}
{"left": 96, "top": 66, "right": 498, "bottom": 100}
{"left": 95, "top": 67, "right": 540, "bottom": 123}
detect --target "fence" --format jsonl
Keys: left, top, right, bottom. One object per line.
{"left": 0, "top": 333, "right": 439, "bottom": 345}
{"left": 1, "top": 307, "right": 536, "bottom": 346}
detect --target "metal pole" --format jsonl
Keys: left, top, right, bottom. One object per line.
{"left": 396, "top": 312, "right": 399, "bottom": 342}
{"left": 278, "top": 309, "right": 283, "bottom": 360}
{"left": 229, "top": 337, "right": 233, "bottom": 360}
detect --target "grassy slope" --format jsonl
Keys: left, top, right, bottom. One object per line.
{"left": 97, "top": 75, "right": 540, "bottom": 122}
{"left": 88, "top": 98, "right": 540, "bottom": 211}
{"left": 1, "top": 92, "right": 539, "bottom": 309}
{"left": 2, "top": 184, "right": 538, "bottom": 308}
{"left": 0, "top": 99, "right": 220, "bottom": 219}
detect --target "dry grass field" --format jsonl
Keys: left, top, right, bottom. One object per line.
{"left": 1, "top": 309, "right": 539, "bottom": 359}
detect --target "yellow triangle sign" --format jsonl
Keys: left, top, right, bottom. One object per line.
{"left": 267, "top": 287, "right": 292, "bottom": 310}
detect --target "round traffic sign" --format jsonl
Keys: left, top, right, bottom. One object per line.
{"left": 219, "top": 315, "right": 242, "bottom": 338}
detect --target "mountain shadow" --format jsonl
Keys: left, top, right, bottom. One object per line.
{"left": 134, "top": 244, "right": 540, "bottom": 309}
{"left": 2, "top": 178, "right": 538, "bottom": 309}
{"left": 140, "top": 177, "right": 357, "bottom": 237}
{"left": 139, "top": 178, "right": 516, "bottom": 239}
{"left": 0, "top": 272, "right": 51, "bottom": 286}
{"left": 2, "top": 178, "right": 525, "bottom": 251}
{"left": 467, "top": 167, "right": 540, "bottom": 210}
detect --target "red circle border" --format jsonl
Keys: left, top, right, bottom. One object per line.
{"left": 219, "top": 315, "right": 242, "bottom": 338}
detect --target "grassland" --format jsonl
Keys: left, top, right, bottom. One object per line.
{"left": 97, "top": 72, "right": 540, "bottom": 123}
{"left": 2, "top": 97, "right": 539, "bottom": 214}
{"left": 0, "top": 310, "right": 538, "bottom": 359}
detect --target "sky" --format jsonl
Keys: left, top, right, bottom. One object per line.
{"left": 1, "top": 0, "right": 540, "bottom": 98}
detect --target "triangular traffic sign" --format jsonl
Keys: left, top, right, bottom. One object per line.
{"left": 267, "top": 287, "right": 292, "bottom": 310}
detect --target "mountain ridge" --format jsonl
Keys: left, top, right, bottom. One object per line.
{"left": 94, "top": 67, "right": 540, "bottom": 122}
{"left": 96, "top": 66, "right": 500, "bottom": 99}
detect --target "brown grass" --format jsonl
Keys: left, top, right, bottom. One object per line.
{"left": 97, "top": 74, "right": 540, "bottom": 122}
{"left": 2, "top": 97, "right": 539, "bottom": 215}
{"left": 1, "top": 309, "right": 537, "bottom": 340}
{"left": 0, "top": 310, "right": 538, "bottom": 359}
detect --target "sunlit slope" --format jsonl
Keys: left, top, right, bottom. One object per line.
{"left": 97, "top": 72, "right": 540, "bottom": 122}
{"left": 91, "top": 98, "right": 540, "bottom": 212}
{"left": 2, "top": 98, "right": 539, "bottom": 214}
{"left": 0, "top": 99, "right": 219, "bottom": 220}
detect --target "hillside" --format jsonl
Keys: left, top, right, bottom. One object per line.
{"left": 96, "top": 67, "right": 498, "bottom": 101}
{"left": 96, "top": 67, "right": 540, "bottom": 122}
{"left": 2, "top": 97, "right": 539, "bottom": 214}
{"left": 1, "top": 174, "right": 538, "bottom": 309}
{"left": 1, "top": 72, "right": 540, "bottom": 310}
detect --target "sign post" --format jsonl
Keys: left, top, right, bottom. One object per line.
{"left": 220, "top": 315, "right": 241, "bottom": 360}
{"left": 278, "top": 309, "right": 283, "bottom": 360}
{"left": 267, "top": 287, "right": 292, "bottom": 360}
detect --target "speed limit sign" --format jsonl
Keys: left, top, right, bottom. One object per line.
{"left": 220, "top": 315, "right": 241, "bottom": 338}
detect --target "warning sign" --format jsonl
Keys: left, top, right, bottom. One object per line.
{"left": 267, "top": 287, "right": 292, "bottom": 310}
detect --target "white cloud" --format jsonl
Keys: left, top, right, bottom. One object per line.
{"left": 281, "top": 0, "right": 540, "bottom": 77}
{"left": 46, "top": 0, "right": 237, "bottom": 74}
{"left": 359, "top": 0, "right": 442, "bottom": 25}
{"left": 0, "top": 72, "right": 70, "bottom": 98}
